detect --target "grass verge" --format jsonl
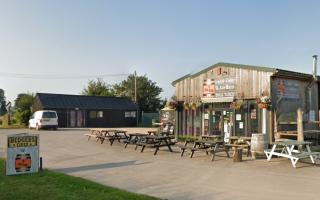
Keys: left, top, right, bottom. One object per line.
{"left": 0, "top": 158, "right": 159, "bottom": 200}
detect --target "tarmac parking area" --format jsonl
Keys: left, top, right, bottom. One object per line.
{"left": 1, "top": 128, "right": 320, "bottom": 200}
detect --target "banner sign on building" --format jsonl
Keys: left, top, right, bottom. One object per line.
{"left": 6, "top": 133, "right": 39, "bottom": 176}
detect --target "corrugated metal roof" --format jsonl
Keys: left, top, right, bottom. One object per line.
{"left": 36, "top": 93, "right": 137, "bottom": 110}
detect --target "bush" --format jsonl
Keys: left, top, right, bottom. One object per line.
{"left": 177, "top": 135, "right": 199, "bottom": 142}
{"left": 14, "top": 109, "right": 31, "bottom": 125}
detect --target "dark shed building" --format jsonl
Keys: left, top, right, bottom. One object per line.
{"left": 32, "top": 93, "right": 137, "bottom": 128}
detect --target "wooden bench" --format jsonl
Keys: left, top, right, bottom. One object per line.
{"left": 180, "top": 146, "right": 210, "bottom": 158}
{"left": 293, "top": 151, "right": 320, "bottom": 159}
{"left": 289, "top": 152, "right": 320, "bottom": 167}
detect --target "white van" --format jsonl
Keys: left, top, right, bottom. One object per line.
{"left": 29, "top": 110, "right": 58, "bottom": 130}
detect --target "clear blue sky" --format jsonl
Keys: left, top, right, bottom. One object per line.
{"left": 0, "top": 0, "right": 320, "bottom": 103}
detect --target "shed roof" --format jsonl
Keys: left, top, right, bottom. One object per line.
{"left": 36, "top": 93, "right": 137, "bottom": 110}
{"left": 172, "top": 62, "right": 316, "bottom": 85}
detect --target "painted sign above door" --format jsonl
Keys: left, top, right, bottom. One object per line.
{"left": 203, "top": 77, "right": 236, "bottom": 98}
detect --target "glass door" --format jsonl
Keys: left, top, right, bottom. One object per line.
{"left": 211, "top": 111, "right": 222, "bottom": 135}
{"left": 203, "top": 108, "right": 210, "bottom": 135}
{"left": 222, "top": 110, "right": 233, "bottom": 142}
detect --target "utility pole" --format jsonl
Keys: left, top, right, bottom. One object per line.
{"left": 134, "top": 71, "right": 137, "bottom": 103}
{"left": 134, "top": 71, "right": 138, "bottom": 127}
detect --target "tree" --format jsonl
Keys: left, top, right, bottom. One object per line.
{"left": 0, "top": 89, "right": 7, "bottom": 116}
{"left": 82, "top": 78, "right": 115, "bottom": 96}
{"left": 14, "top": 93, "right": 34, "bottom": 125}
{"left": 113, "top": 74, "right": 164, "bottom": 112}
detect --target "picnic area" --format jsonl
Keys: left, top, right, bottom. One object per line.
{"left": 1, "top": 128, "right": 320, "bottom": 200}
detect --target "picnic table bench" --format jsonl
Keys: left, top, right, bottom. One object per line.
{"left": 123, "top": 133, "right": 146, "bottom": 148}
{"left": 85, "top": 129, "right": 128, "bottom": 145}
{"left": 264, "top": 140, "right": 320, "bottom": 168}
{"left": 180, "top": 139, "right": 229, "bottom": 161}
{"left": 84, "top": 129, "right": 103, "bottom": 141}
{"left": 135, "top": 135, "right": 176, "bottom": 155}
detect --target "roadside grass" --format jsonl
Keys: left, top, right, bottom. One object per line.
{"left": 0, "top": 124, "right": 27, "bottom": 129}
{"left": 0, "top": 158, "right": 159, "bottom": 200}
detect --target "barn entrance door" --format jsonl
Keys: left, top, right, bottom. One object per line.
{"left": 76, "top": 110, "right": 84, "bottom": 127}
{"left": 70, "top": 111, "right": 76, "bottom": 127}
{"left": 69, "top": 110, "right": 85, "bottom": 127}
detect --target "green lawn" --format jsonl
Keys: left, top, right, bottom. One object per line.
{"left": 0, "top": 159, "right": 159, "bottom": 200}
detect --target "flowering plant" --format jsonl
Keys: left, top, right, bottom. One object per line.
{"left": 184, "top": 102, "right": 190, "bottom": 110}
{"left": 167, "top": 100, "right": 177, "bottom": 109}
{"left": 190, "top": 102, "right": 197, "bottom": 110}
{"left": 230, "top": 99, "right": 243, "bottom": 110}
{"left": 196, "top": 101, "right": 202, "bottom": 108}
{"left": 256, "top": 96, "right": 271, "bottom": 109}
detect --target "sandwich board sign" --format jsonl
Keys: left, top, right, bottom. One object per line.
{"left": 6, "top": 133, "right": 39, "bottom": 175}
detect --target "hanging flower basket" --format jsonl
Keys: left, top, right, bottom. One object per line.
{"left": 230, "top": 100, "right": 243, "bottom": 110}
{"left": 191, "top": 102, "right": 197, "bottom": 110}
{"left": 196, "top": 102, "right": 202, "bottom": 108}
{"left": 184, "top": 102, "right": 189, "bottom": 110}
{"left": 168, "top": 101, "right": 177, "bottom": 109}
{"left": 258, "top": 103, "right": 268, "bottom": 109}
{"left": 257, "top": 96, "right": 271, "bottom": 109}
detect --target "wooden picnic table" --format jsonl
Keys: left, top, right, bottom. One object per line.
{"left": 225, "top": 136, "right": 251, "bottom": 159}
{"left": 87, "top": 129, "right": 128, "bottom": 145}
{"left": 264, "top": 140, "right": 319, "bottom": 168}
{"left": 85, "top": 128, "right": 103, "bottom": 141}
{"left": 136, "top": 135, "right": 176, "bottom": 155}
{"left": 180, "top": 139, "right": 229, "bottom": 161}
{"left": 124, "top": 133, "right": 147, "bottom": 148}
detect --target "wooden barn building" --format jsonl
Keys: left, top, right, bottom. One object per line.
{"left": 32, "top": 93, "right": 137, "bottom": 128}
{"left": 172, "top": 61, "right": 320, "bottom": 144}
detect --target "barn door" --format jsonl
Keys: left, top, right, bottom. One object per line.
{"left": 76, "top": 110, "right": 84, "bottom": 127}
{"left": 70, "top": 111, "right": 76, "bottom": 127}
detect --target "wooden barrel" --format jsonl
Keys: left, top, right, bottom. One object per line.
{"left": 250, "top": 133, "right": 268, "bottom": 159}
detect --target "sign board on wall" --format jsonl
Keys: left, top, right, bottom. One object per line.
{"left": 276, "top": 79, "right": 300, "bottom": 100}
{"left": 203, "top": 79, "right": 215, "bottom": 97}
{"left": 6, "top": 133, "right": 39, "bottom": 176}
{"left": 202, "top": 77, "right": 236, "bottom": 98}
{"left": 215, "top": 77, "right": 236, "bottom": 98}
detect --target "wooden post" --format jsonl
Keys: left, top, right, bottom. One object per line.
{"left": 269, "top": 110, "right": 274, "bottom": 143}
{"left": 297, "top": 108, "right": 304, "bottom": 142}
{"left": 233, "top": 148, "right": 243, "bottom": 162}
{"left": 273, "top": 111, "right": 278, "bottom": 139}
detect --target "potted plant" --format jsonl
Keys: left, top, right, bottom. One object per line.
{"left": 257, "top": 96, "right": 271, "bottom": 109}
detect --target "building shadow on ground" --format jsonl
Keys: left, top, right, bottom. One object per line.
{"left": 54, "top": 160, "right": 151, "bottom": 173}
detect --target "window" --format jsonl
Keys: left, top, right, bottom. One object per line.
{"left": 42, "top": 112, "right": 57, "bottom": 118}
{"left": 89, "top": 111, "right": 103, "bottom": 119}
{"left": 97, "top": 111, "right": 103, "bottom": 118}
{"left": 125, "top": 111, "right": 136, "bottom": 118}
